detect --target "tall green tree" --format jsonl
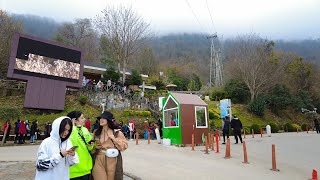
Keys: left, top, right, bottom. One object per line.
{"left": 167, "top": 68, "right": 189, "bottom": 91}
{"left": 102, "top": 65, "right": 120, "bottom": 83}
{"left": 285, "top": 57, "right": 313, "bottom": 93}
{"left": 224, "top": 79, "right": 250, "bottom": 103}
{"left": 188, "top": 73, "right": 202, "bottom": 91}
{"left": 267, "top": 84, "right": 292, "bottom": 114}
{"left": 126, "top": 69, "right": 142, "bottom": 85}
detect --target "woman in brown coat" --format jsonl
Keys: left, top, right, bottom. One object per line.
{"left": 92, "top": 111, "right": 128, "bottom": 180}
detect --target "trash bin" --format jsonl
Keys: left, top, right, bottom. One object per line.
{"left": 266, "top": 125, "right": 271, "bottom": 137}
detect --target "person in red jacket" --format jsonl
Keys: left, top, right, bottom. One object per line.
{"left": 18, "top": 120, "right": 27, "bottom": 144}
{"left": 85, "top": 117, "right": 91, "bottom": 130}
{"left": 3, "top": 121, "right": 12, "bottom": 143}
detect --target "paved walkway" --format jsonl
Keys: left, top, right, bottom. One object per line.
{"left": 0, "top": 144, "right": 133, "bottom": 180}
{"left": 121, "top": 132, "right": 320, "bottom": 180}
{"left": 0, "top": 132, "right": 319, "bottom": 179}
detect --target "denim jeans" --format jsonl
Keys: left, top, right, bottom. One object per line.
{"left": 30, "top": 135, "right": 35, "bottom": 143}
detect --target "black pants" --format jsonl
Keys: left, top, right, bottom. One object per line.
{"left": 70, "top": 174, "right": 91, "bottom": 180}
{"left": 18, "top": 134, "right": 25, "bottom": 144}
{"left": 14, "top": 133, "right": 19, "bottom": 143}
{"left": 234, "top": 129, "right": 242, "bottom": 143}
{"left": 316, "top": 125, "right": 320, "bottom": 133}
{"left": 223, "top": 130, "right": 229, "bottom": 143}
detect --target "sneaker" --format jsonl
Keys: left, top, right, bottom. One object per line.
{"left": 222, "top": 142, "right": 226, "bottom": 144}
{"left": 234, "top": 143, "right": 238, "bottom": 144}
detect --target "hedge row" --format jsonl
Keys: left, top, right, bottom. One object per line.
{"left": 123, "top": 110, "right": 151, "bottom": 117}
{"left": 0, "top": 107, "right": 21, "bottom": 121}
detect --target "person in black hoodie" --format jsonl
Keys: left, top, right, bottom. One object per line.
{"left": 14, "top": 119, "right": 20, "bottom": 144}
{"left": 30, "top": 120, "right": 38, "bottom": 144}
{"left": 222, "top": 116, "right": 231, "bottom": 144}
{"left": 231, "top": 115, "right": 243, "bottom": 144}
{"left": 314, "top": 118, "right": 320, "bottom": 134}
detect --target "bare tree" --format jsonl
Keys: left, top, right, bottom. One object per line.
{"left": 0, "top": 10, "right": 22, "bottom": 79}
{"left": 55, "top": 18, "right": 99, "bottom": 63}
{"left": 225, "top": 34, "right": 290, "bottom": 101}
{"left": 95, "top": 6, "right": 152, "bottom": 84}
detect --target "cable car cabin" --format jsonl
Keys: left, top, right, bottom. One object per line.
{"left": 162, "top": 92, "right": 209, "bottom": 145}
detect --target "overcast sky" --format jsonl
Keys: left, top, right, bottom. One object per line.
{"left": 1, "top": 0, "right": 319, "bottom": 40}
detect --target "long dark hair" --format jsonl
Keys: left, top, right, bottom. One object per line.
{"left": 94, "top": 118, "right": 117, "bottom": 137}
{"left": 59, "top": 118, "right": 73, "bottom": 142}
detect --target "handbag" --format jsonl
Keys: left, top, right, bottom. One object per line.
{"left": 101, "top": 148, "right": 119, "bottom": 158}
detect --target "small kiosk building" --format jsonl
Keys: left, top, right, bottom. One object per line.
{"left": 162, "top": 92, "right": 209, "bottom": 145}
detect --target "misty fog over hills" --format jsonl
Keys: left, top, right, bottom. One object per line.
{"left": 11, "top": 13, "right": 320, "bottom": 65}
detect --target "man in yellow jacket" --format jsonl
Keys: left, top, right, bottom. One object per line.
{"left": 67, "top": 111, "right": 94, "bottom": 180}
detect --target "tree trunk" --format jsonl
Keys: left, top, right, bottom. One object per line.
{"left": 1, "top": 124, "right": 8, "bottom": 146}
{"left": 117, "top": 62, "right": 121, "bottom": 74}
{"left": 122, "top": 62, "right": 126, "bottom": 85}
{"left": 250, "top": 89, "right": 255, "bottom": 102}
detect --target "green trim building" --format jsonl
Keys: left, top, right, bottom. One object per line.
{"left": 162, "top": 92, "right": 209, "bottom": 145}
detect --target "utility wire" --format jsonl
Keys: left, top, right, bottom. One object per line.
{"left": 185, "top": 0, "right": 209, "bottom": 34}
{"left": 205, "top": 0, "right": 217, "bottom": 33}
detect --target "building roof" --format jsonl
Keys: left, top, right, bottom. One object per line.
{"left": 83, "top": 61, "right": 148, "bottom": 78}
{"left": 170, "top": 92, "right": 207, "bottom": 106}
{"left": 139, "top": 85, "right": 157, "bottom": 90}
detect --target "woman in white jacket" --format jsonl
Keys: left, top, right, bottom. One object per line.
{"left": 35, "top": 116, "right": 79, "bottom": 180}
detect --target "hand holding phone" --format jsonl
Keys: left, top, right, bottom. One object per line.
{"left": 88, "top": 140, "right": 95, "bottom": 144}
{"left": 69, "top": 146, "right": 79, "bottom": 151}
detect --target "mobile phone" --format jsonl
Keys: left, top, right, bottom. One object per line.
{"left": 70, "top": 146, "right": 79, "bottom": 150}
{"left": 88, "top": 140, "right": 95, "bottom": 144}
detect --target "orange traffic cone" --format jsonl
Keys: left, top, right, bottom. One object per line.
{"left": 211, "top": 134, "right": 214, "bottom": 151}
{"left": 191, "top": 134, "right": 195, "bottom": 151}
{"left": 224, "top": 138, "right": 231, "bottom": 159}
{"left": 311, "top": 169, "right": 318, "bottom": 180}
{"left": 135, "top": 132, "right": 139, "bottom": 145}
{"left": 216, "top": 131, "right": 219, "bottom": 153}
{"left": 242, "top": 141, "right": 249, "bottom": 164}
{"left": 205, "top": 136, "right": 209, "bottom": 154}
{"left": 270, "top": 144, "right": 280, "bottom": 171}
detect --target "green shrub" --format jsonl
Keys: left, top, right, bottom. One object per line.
{"left": 224, "top": 79, "right": 250, "bottom": 103}
{"left": 209, "top": 120, "right": 215, "bottom": 130}
{"left": 284, "top": 123, "right": 294, "bottom": 132}
{"left": 214, "top": 119, "right": 222, "bottom": 128}
{"left": 78, "top": 96, "right": 88, "bottom": 105}
{"left": 268, "top": 122, "right": 279, "bottom": 133}
{"left": 123, "top": 110, "right": 151, "bottom": 117}
{"left": 250, "top": 124, "right": 260, "bottom": 134}
{"left": 0, "top": 107, "right": 21, "bottom": 121}
{"left": 243, "top": 127, "right": 251, "bottom": 134}
{"left": 292, "top": 124, "right": 301, "bottom": 131}
{"left": 209, "top": 88, "right": 226, "bottom": 101}
{"left": 248, "top": 96, "right": 267, "bottom": 116}
{"left": 208, "top": 110, "right": 218, "bottom": 120}
{"left": 301, "top": 124, "right": 309, "bottom": 131}
{"left": 141, "top": 111, "right": 151, "bottom": 117}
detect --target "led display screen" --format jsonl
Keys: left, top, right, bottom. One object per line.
{"left": 14, "top": 37, "right": 81, "bottom": 83}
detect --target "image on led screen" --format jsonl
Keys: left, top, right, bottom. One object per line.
{"left": 15, "top": 53, "right": 80, "bottom": 80}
